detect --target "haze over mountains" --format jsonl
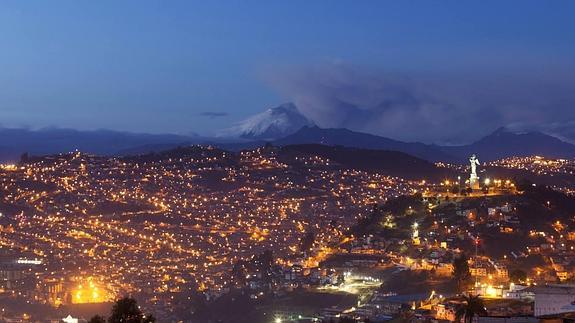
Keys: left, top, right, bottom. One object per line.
{"left": 1, "top": 103, "right": 574, "bottom": 163}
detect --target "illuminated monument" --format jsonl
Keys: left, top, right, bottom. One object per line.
{"left": 412, "top": 222, "right": 420, "bottom": 245}
{"left": 469, "top": 154, "right": 480, "bottom": 190}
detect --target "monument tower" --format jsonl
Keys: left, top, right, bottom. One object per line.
{"left": 469, "top": 154, "right": 480, "bottom": 190}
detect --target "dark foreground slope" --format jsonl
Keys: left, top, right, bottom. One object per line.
{"left": 277, "top": 144, "right": 451, "bottom": 180}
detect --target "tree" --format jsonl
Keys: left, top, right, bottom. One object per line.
{"left": 509, "top": 269, "right": 527, "bottom": 284}
{"left": 451, "top": 185, "right": 460, "bottom": 195}
{"left": 515, "top": 178, "right": 534, "bottom": 192}
{"left": 107, "top": 297, "right": 156, "bottom": 323}
{"left": 231, "top": 260, "right": 248, "bottom": 286}
{"left": 452, "top": 254, "right": 471, "bottom": 291}
{"left": 300, "top": 231, "right": 315, "bottom": 253}
{"left": 395, "top": 306, "right": 415, "bottom": 323}
{"left": 455, "top": 294, "right": 487, "bottom": 323}
{"left": 88, "top": 316, "right": 106, "bottom": 323}
{"left": 329, "top": 219, "right": 338, "bottom": 229}
{"left": 254, "top": 250, "right": 273, "bottom": 274}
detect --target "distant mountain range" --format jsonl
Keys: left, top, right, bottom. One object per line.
{"left": 0, "top": 128, "right": 196, "bottom": 162}
{"left": 440, "top": 127, "right": 575, "bottom": 162}
{"left": 272, "top": 126, "right": 575, "bottom": 163}
{"left": 0, "top": 104, "right": 574, "bottom": 163}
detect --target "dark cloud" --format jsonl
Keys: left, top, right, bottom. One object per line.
{"left": 264, "top": 63, "right": 575, "bottom": 144}
{"left": 199, "top": 112, "right": 229, "bottom": 118}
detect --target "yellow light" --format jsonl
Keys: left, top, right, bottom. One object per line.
{"left": 71, "top": 277, "right": 110, "bottom": 304}
{"left": 485, "top": 284, "right": 497, "bottom": 297}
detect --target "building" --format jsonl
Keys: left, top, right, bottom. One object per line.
{"left": 434, "top": 303, "right": 457, "bottom": 321}
{"left": 529, "top": 285, "right": 575, "bottom": 317}
{"left": 504, "top": 284, "right": 533, "bottom": 300}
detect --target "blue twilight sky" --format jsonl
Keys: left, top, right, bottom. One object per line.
{"left": 0, "top": 1, "right": 574, "bottom": 142}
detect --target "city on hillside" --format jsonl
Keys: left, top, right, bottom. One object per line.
{"left": 1, "top": 2, "right": 575, "bottom": 323}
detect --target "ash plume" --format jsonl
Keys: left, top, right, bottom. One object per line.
{"left": 263, "top": 63, "right": 575, "bottom": 144}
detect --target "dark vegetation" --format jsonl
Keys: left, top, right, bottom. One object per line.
{"left": 89, "top": 297, "right": 155, "bottom": 323}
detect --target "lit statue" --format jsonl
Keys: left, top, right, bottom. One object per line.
{"left": 468, "top": 154, "right": 480, "bottom": 189}
{"left": 469, "top": 154, "right": 480, "bottom": 177}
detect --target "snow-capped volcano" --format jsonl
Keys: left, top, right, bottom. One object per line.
{"left": 219, "top": 103, "right": 315, "bottom": 140}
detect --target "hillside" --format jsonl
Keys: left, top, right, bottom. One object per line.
{"left": 276, "top": 144, "right": 451, "bottom": 180}
{"left": 274, "top": 126, "right": 453, "bottom": 162}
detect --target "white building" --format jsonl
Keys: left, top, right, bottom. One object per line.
{"left": 504, "top": 284, "right": 533, "bottom": 300}
{"left": 62, "top": 315, "right": 79, "bottom": 323}
{"left": 530, "top": 284, "right": 575, "bottom": 317}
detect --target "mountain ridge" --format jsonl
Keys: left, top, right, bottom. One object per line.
{"left": 440, "top": 127, "right": 575, "bottom": 162}
{"left": 0, "top": 125, "right": 573, "bottom": 164}
{"left": 272, "top": 126, "right": 575, "bottom": 162}
{"left": 273, "top": 126, "right": 455, "bottom": 162}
